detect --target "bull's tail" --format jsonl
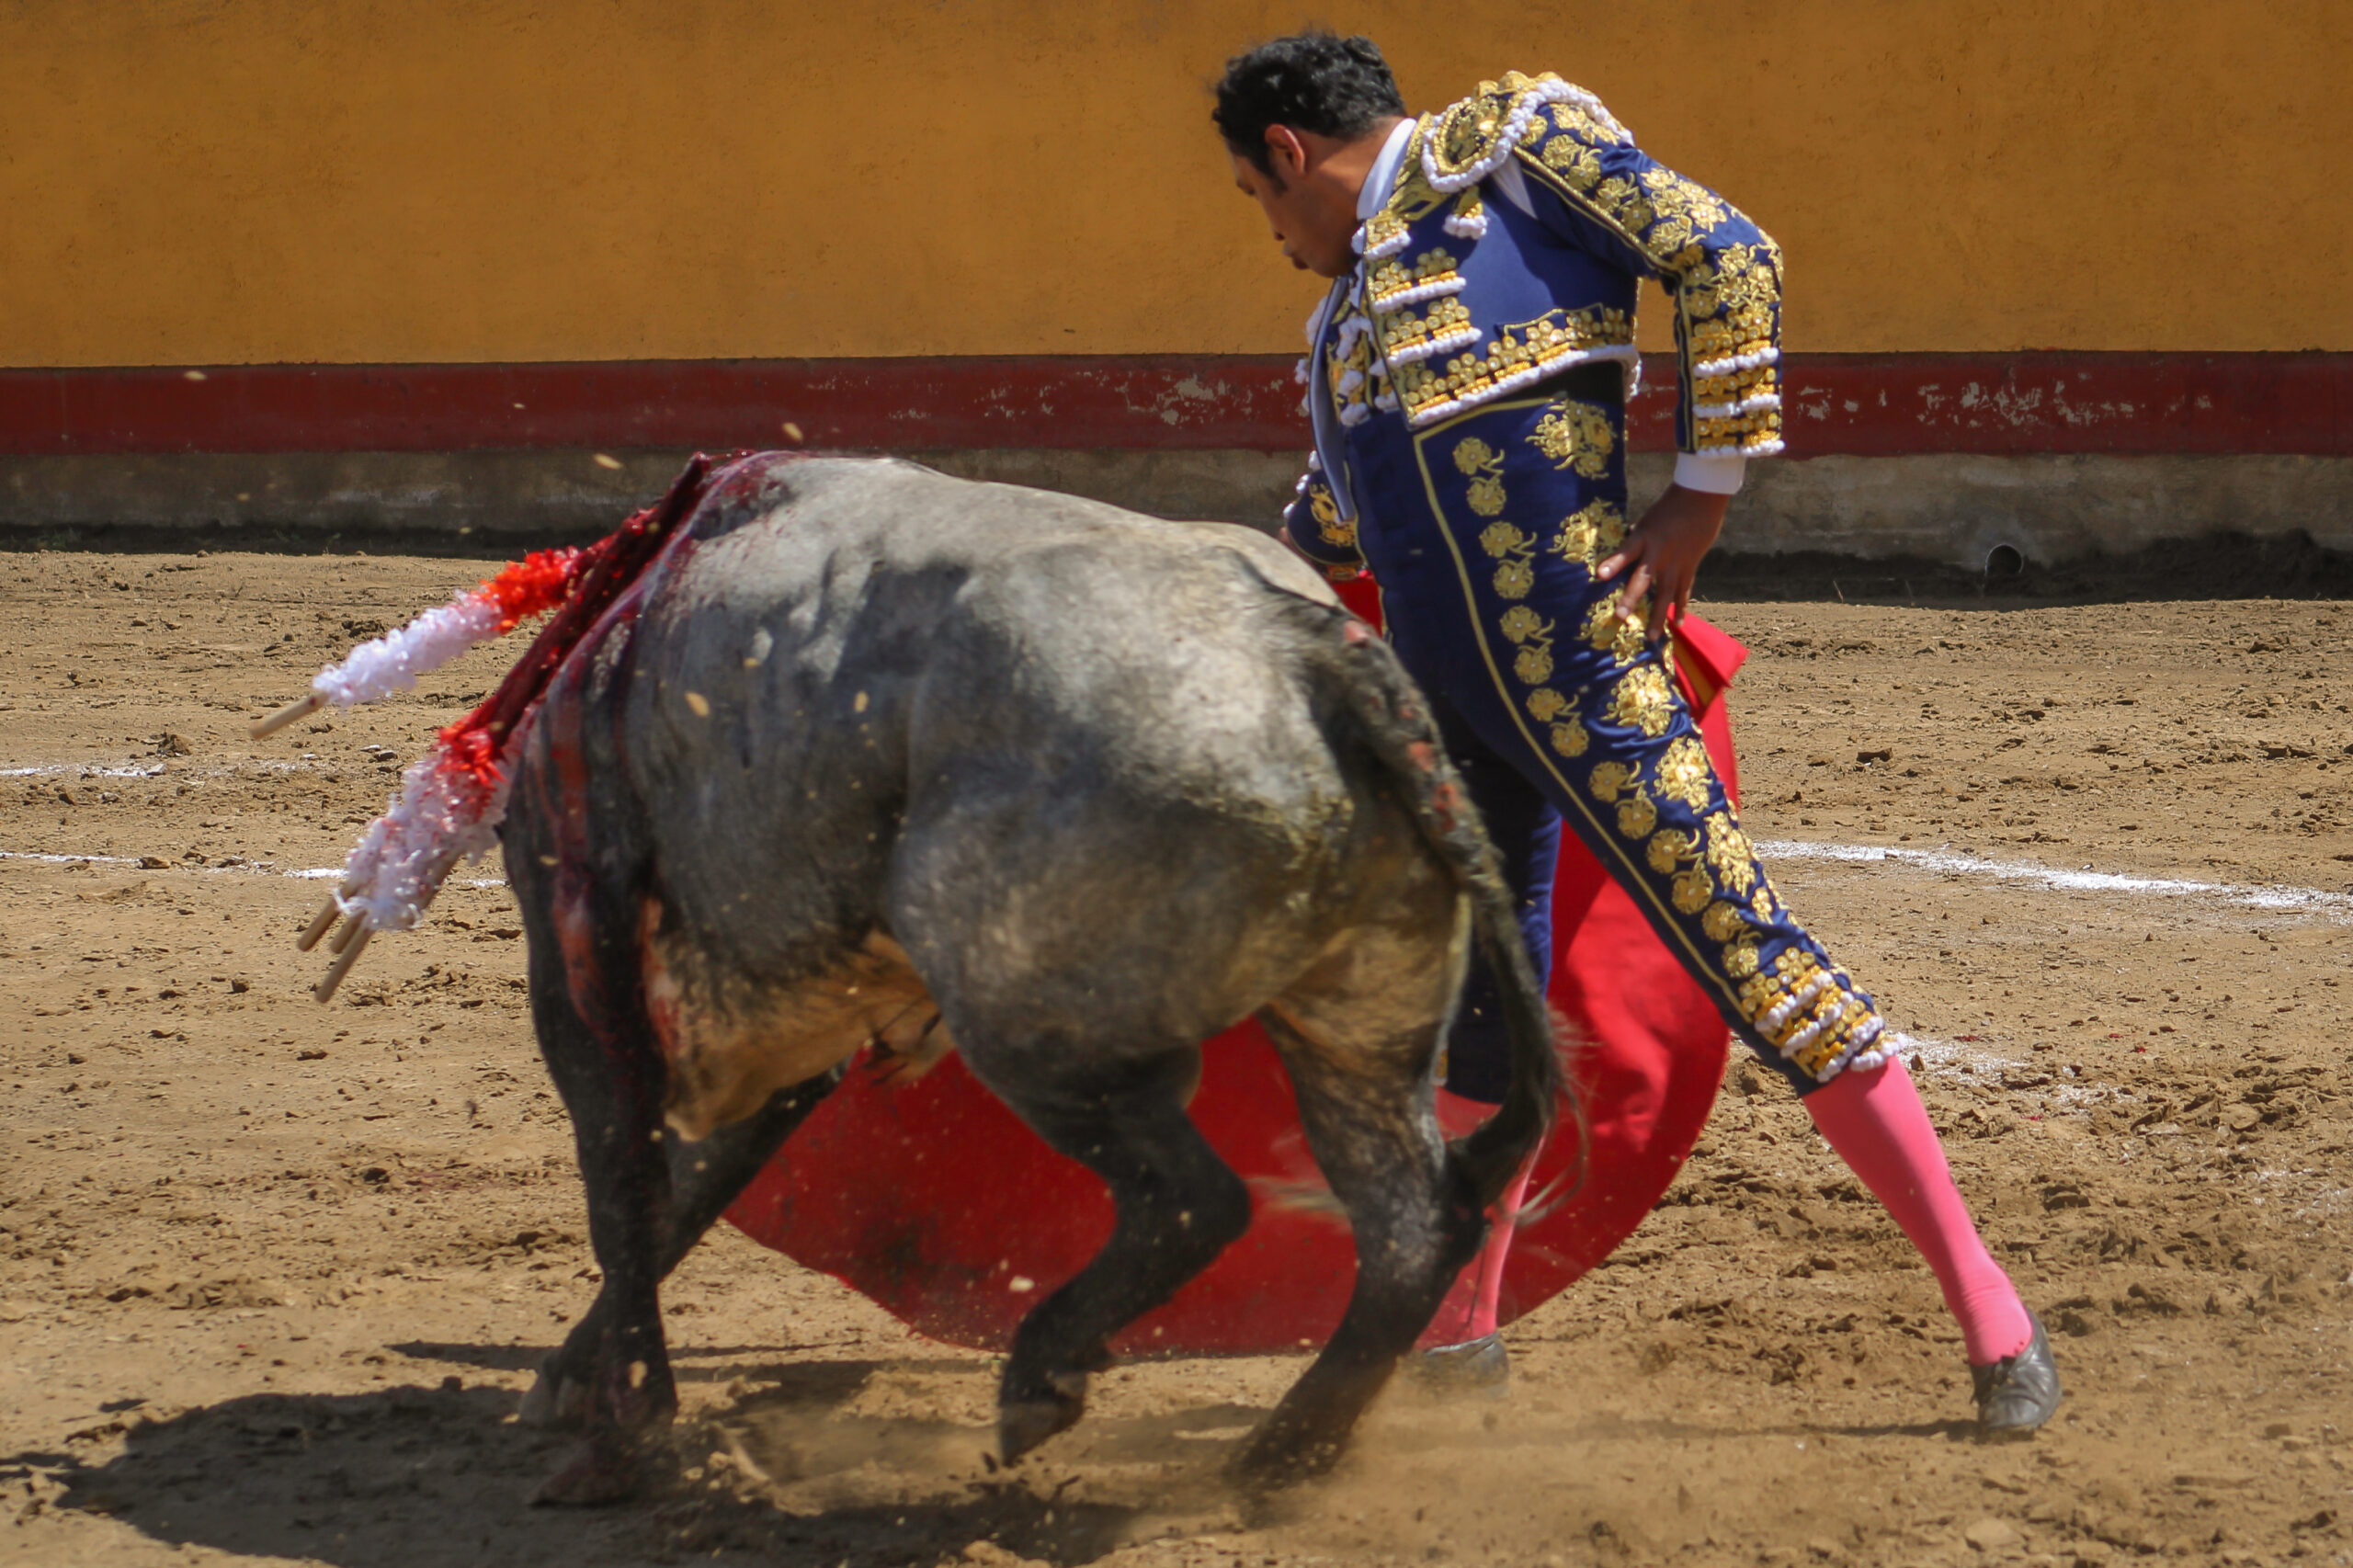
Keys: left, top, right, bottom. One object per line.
{"left": 1320, "top": 614, "right": 1577, "bottom": 1210}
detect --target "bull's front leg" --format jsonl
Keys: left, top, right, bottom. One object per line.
{"left": 517, "top": 888, "right": 680, "bottom": 1506}
{"left": 520, "top": 1066, "right": 842, "bottom": 1432}
{"left": 967, "top": 1044, "right": 1254, "bottom": 1464}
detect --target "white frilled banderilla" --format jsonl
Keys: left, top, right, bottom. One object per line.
{"left": 256, "top": 455, "right": 724, "bottom": 1001}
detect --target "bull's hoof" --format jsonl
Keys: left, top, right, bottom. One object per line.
{"left": 517, "top": 1366, "right": 594, "bottom": 1430}
{"left": 530, "top": 1437, "right": 650, "bottom": 1507}
{"left": 997, "top": 1391, "right": 1085, "bottom": 1466}
{"left": 1227, "top": 1425, "right": 1344, "bottom": 1492}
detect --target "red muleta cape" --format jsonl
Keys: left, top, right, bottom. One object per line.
{"left": 725, "top": 579, "right": 1744, "bottom": 1353}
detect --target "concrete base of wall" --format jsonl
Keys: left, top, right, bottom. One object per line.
{"left": 5, "top": 449, "right": 2348, "bottom": 569}
{"left": 1730, "top": 453, "right": 2353, "bottom": 571}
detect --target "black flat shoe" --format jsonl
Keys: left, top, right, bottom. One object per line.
{"left": 1972, "top": 1312, "right": 2061, "bottom": 1437}
{"left": 1406, "top": 1332, "right": 1510, "bottom": 1395}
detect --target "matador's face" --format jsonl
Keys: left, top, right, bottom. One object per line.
{"left": 1230, "top": 131, "right": 1364, "bottom": 281}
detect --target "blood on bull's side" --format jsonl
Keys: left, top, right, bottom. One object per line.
{"left": 277, "top": 452, "right": 1568, "bottom": 1504}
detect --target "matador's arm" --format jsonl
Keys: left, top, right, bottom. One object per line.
{"left": 1497, "top": 85, "right": 1786, "bottom": 461}
{"left": 1279, "top": 453, "right": 1365, "bottom": 582}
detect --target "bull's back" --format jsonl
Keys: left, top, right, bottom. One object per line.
{"left": 616, "top": 457, "right": 1364, "bottom": 960}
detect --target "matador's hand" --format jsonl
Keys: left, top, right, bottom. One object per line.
{"left": 1596, "top": 484, "right": 1731, "bottom": 643}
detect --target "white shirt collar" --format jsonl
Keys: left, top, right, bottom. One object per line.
{"left": 1357, "top": 119, "right": 1415, "bottom": 221}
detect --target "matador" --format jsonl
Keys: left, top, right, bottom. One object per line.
{"left": 1214, "top": 31, "right": 2060, "bottom": 1435}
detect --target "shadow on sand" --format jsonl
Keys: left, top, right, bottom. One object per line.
{"left": 4, "top": 1347, "right": 1201, "bottom": 1568}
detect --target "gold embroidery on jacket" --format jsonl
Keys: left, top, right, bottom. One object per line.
{"left": 1508, "top": 85, "right": 1786, "bottom": 454}
{"left": 1379, "top": 296, "right": 1478, "bottom": 363}
{"left": 1634, "top": 166, "right": 1731, "bottom": 255}
{"left": 1305, "top": 481, "right": 1354, "bottom": 551}
{"left": 1367, "top": 247, "right": 1463, "bottom": 313}
{"left": 1390, "top": 306, "right": 1632, "bottom": 428}
{"left": 1359, "top": 129, "right": 1448, "bottom": 257}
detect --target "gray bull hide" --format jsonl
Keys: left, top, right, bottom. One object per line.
{"left": 502, "top": 454, "right": 1561, "bottom": 1502}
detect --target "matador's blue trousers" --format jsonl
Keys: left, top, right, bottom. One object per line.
{"left": 1343, "top": 387, "right": 1891, "bottom": 1101}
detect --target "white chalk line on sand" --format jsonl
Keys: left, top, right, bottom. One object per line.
{"left": 0, "top": 849, "right": 504, "bottom": 891}
{"left": 2, "top": 764, "right": 171, "bottom": 779}
{"left": 1755, "top": 838, "right": 2353, "bottom": 918}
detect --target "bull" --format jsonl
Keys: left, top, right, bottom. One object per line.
{"left": 500, "top": 453, "right": 1562, "bottom": 1502}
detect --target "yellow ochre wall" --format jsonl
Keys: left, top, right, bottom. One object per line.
{"left": 5, "top": 1, "right": 2346, "bottom": 368}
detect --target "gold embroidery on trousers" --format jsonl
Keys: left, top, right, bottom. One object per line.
{"left": 1607, "top": 665, "right": 1674, "bottom": 736}
{"left": 1579, "top": 596, "right": 1644, "bottom": 663}
{"left": 1702, "top": 811, "right": 1758, "bottom": 895}
{"left": 1727, "top": 950, "right": 1875, "bottom": 1080}
{"left": 1529, "top": 678, "right": 1587, "bottom": 756}
{"left": 1554, "top": 498, "right": 1627, "bottom": 565}
{"left": 1701, "top": 899, "right": 1749, "bottom": 943}
{"left": 1497, "top": 605, "right": 1554, "bottom": 685}
{"left": 1586, "top": 761, "right": 1655, "bottom": 839}
{"left": 1479, "top": 521, "right": 1538, "bottom": 599}
{"left": 1527, "top": 400, "right": 1616, "bottom": 479}
{"left": 1452, "top": 437, "right": 1509, "bottom": 517}
{"left": 1587, "top": 760, "right": 1640, "bottom": 803}
{"left": 1646, "top": 826, "right": 1699, "bottom": 875}
{"left": 1645, "top": 827, "right": 1714, "bottom": 915}
{"left": 1655, "top": 735, "right": 1714, "bottom": 812}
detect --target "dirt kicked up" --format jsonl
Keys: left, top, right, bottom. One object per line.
{"left": 0, "top": 549, "right": 2347, "bottom": 1568}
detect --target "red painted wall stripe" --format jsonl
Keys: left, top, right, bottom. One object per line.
{"left": 0, "top": 352, "right": 2343, "bottom": 458}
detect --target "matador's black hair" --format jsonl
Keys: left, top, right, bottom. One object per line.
{"left": 1212, "top": 30, "right": 1404, "bottom": 177}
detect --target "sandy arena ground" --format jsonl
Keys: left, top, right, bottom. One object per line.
{"left": 1, "top": 549, "right": 2348, "bottom": 1568}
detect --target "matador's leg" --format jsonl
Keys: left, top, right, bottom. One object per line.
{"left": 1383, "top": 395, "right": 2059, "bottom": 1433}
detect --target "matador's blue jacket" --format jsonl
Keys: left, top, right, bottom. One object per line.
{"left": 1280, "top": 74, "right": 1890, "bottom": 1096}
{"left": 1284, "top": 71, "right": 1784, "bottom": 574}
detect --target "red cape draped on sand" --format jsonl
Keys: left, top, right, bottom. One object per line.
{"left": 724, "top": 582, "right": 1744, "bottom": 1353}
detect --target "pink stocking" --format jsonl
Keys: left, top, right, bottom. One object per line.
{"left": 1417, "top": 1088, "right": 1537, "bottom": 1349}
{"left": 1804, "top": 1054, "right": 2033, "bottom": 1365}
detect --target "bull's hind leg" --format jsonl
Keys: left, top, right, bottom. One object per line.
{"left": 960, "top": 1041, "right": 1253, "bottom": 1464}
{"left": 1234, "top": 923, "right": 1481, "bottom": 1487}
{"left": 520, "top": 1066, "right": 842, "bottom": 1431}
